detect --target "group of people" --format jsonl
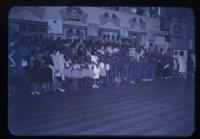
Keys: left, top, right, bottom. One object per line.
{"left": 8, "top": 34, "right": 195, "bottom": 96}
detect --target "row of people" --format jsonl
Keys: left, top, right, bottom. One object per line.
{"left": 8, "top": 34, "right": 195, "bottom": 96}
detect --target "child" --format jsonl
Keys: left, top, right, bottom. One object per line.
{"left": 88, "top": 60, "right": 93, "bottom": 87}
{"left": 79, "top": 62, "right": 85, "bottom": 88}
{"left": 64, "top": 59, "right": 72, "bottom": 90}
{"left": 173, "top": 57, "right": 178, "bottom": 79}
{"left": 99, "top": 60, "right": 106, "bottom": 86}
{"left": 92, "top": 62, "right": 100, "bottom": 88}
{"left": 129, "top": 58, "right": 136, "bottom": 84}
{"left": 178, "top": 51, "right": 187, "bottom": 78}
{"left": 113, "top": 73, "right": 122, "bottom": 87}
{"left": 71, "top": 60, "right": 80, "bottom": 90}
{"left": 105, "top": 60, "right": 111, "bottom": 86}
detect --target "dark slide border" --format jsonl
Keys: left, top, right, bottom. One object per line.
{"left": 0, "top": 0, "right": 199, "bottom": 138}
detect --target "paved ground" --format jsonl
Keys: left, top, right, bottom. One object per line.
{"left": 8, "top": 78, "right": 195, "bottom": 137}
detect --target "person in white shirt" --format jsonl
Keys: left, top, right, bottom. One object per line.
{"left": 92, "top": 62, "right": 100, "bottom": 88}
{"left": 50, "top": 50, "right": 66, "bottom": 93}
{"left": 99, "top": 60, "right": 106, "bottom": 86}
{"left": 178, "top": 51, "right": 187, "bottom": 78}
{"left": 106, "top": 46, "right": 113, "bottom": 56}
{"left": 173, "top": 57, "right": 178, "bottom": 79}
{"left": 91, "top": 53, "right": 99, "bottom": 64}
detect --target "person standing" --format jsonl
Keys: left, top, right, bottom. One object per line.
{"left": 187, "top": 51, "right": 194, "bottom": 78}
{"left": 99, "top": 60, "right": 106, "bottom": 86}
{"left": 50, "top": 50, "right": 65, "bottom": 93}
{"left": 30, "top": 54, "right": 42, "bottom": 95}
{"left": 41, "top": 50, "right": 54, "bottom": 93}
{"left": 178, "top": 51, "right": 187, "bottom": 78}
{"left": 92, "top": 62, "right": 100, "bottom": 88}
{"left": 8, "top": 48, "right": 17, "bottom": 96}
{"left": 105, "top": 59, "right": 111, "bottom": 86}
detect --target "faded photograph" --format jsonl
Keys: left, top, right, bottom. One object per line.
{"left": 8, "top": 7, "right": 195, "bottom": 136}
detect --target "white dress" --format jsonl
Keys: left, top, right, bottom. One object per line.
{"left": 178, "top": 56, "right": 186, "bottom": 73}
{"left": 72, "top": 64, "right": 80, "bottom": 79}
{"left": 99, "top": 62, "right": 106, "bottom": 77}
{"left": 93, "top": 65, "right": 100, "bottom": 79}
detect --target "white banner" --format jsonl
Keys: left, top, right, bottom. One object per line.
{"left": 48, "top": 19, "right": 63, "bottom": 34}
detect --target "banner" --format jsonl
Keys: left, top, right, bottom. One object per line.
{"left": 48, "top": 19, "right": 63, "bottom": 34}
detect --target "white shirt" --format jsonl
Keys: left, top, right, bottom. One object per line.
{"left": 99, "top": 62, "right": 105, "bottom": 68}
{"left": 73, "top": 64, "right": 80, "bottom": 70}
{"left": 65, "top": 61, "right": 70, "bottom": 68}
{"left": 91, "top": 55, "right": 98, "bottom": 64}
{"left": 107, "top": 46, "right": 113, "bottom": 54}
{"left": 93, "top": 65, "right": 100, "bottom": 76}
{"left": 113, "top": 47, "right": 119, "bottom": 53}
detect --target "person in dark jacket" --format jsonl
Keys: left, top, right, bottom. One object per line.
{"left": 30, "top": 54, "right": 42, "bottom": 95}
{"left": 40, "top": 50, "right": 54, "bottom": 93}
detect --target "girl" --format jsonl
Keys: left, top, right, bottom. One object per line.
{"left": 79, "top": 61, "right": 84, "bottom": 88}
{"left": 113, "top": 72, "right": 122, "bottom": 87}
{"left": 99, "top": 60, "right": 106, "bottom": 86}
{"left": 105, "top": 60, "right": 111, "bottom": 86}
{"left": 71, "top": 60, "right": 80, "bottom": 90}
{"left": 92, "top": 62, "right": 100, "bottom": 88}
{"left": 64, "top": 58, "right": 72, "bottom": 90}
{"left": 178, "top": 51, "right": 187, "bottom": 78}
{"left": 84, "top": 62, "right": 90, "bottom": 87}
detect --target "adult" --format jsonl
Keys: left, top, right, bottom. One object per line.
{"left": 8, "top": 47, "right": 17, "bottom": 96}
{"left": 177, "top": 51, "right": 187, "bottom": 78}
{"left": 50, "top": 50, "right": 65, "bottom": 92}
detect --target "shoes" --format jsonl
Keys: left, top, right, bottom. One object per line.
{"left": 31, "top": 91, "right": 40, "bottom": 95}
{"left": 92, "top": 84, "right": 99, "bottom": 88}
{"left": 31, "top": 91, "right": 35, "bottom": 95}
{"left": 130, "top": 81, "right": 135, "bottom": 84}
{"left": 57, "top": 88, "right": 65, "bottom": 92}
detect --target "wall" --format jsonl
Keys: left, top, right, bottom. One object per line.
{"left": 9, "top": 7, "right": 160, "bottom": 33}
{"left": 9, "top": 7, "right": 194, "bottom": 50}
{"left": 170, "top": 37, "right": 190, "bottom": 49}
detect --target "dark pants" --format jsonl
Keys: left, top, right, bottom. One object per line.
{"left": 106, "top": 71, "right": 112, "bottom": 86}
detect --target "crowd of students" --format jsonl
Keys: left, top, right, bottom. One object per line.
{"left": 8, "top": 34, "right": 195, "bottom": 96}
